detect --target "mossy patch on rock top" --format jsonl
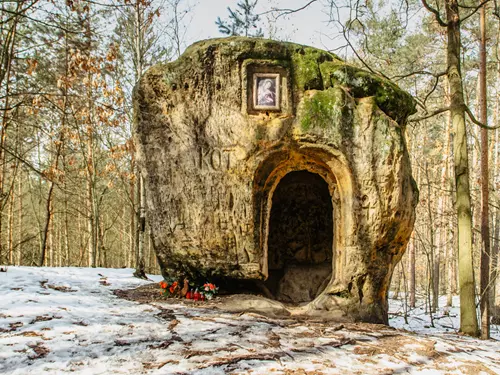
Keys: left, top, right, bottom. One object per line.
{"left": 291, "top": 46, "right": 335, "bottom": 91}
{"left": 143, "top": 37, "right": 415, "bottom": 126}
{"left": 320, "top": 62, "right": 416, "bottom": 124}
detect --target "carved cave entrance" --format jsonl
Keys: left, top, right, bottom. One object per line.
{"left": 264, "top": 170, "right": 333, "bottom": 304}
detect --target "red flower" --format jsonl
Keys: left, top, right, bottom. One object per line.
{"left": 159, "top": 281, "right": 167, "bottom": 289}
{"left": 169, "top": 281, "right": 178, "bottom": 294}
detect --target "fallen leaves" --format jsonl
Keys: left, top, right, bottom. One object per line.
{"left": 195, "top": 352, "right": 286, "bottom": 371}
{"left": 8, "top": 322, "right": 23, "bottom": 331}
{"left": 168, "top": 319, "right": 179, "bottom": 330}
{"left": 30, "top": 315, "right": 53, "bottom": 324}
{"left": 143, "top": 359, "right": 180, "bottom": 370}
{"left": 73, "top": 320, "right": 89, "bottom": 326}
{"left": 47, "top": 284, "right": 77, "bottom": 293}
{"left": 16, "top": 331, "right": 43, "bottom": 337}
{"left": 27, "top": 342, "right": 50, "bottom": 359}
{"left": 147, "top": 340, "right": 174, "bottom": 350}
{"left": 155, "top": 307, "right": 176, "bottom": 321}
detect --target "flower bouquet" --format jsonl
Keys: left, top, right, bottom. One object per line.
{"left": 159, "top": 279, "right": 179, "bottom": 297}
{"left": 202, "top": 282, "right": 219, "bottom": 300}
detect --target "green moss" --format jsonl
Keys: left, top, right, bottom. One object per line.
{"left": 300, "top": 88, "right": 343, "bottom": 132}
{"left": 292, "top": 47, "right": 331, "bottom": 90}
{"left": 144, "top": 36, "right": 415, "bottom": 126}
{"left": 183, "top": 36, "right": 341, "bottom": 62}
{"left": 319, "top": 62, "right": 339, "bottom": 89}
{"left": 176, "top": 37, "right": 341, "bottom": 92}
{"left": 321, "top": 62, "right": 416, "bottom": 124}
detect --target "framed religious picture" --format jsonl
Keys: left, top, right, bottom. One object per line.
{"left": 253, "top": 73, "right": 280, "bottom": 111}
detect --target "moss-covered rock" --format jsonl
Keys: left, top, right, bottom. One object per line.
{"left": 134, "top": 36, "right": 418, "bottom": 324}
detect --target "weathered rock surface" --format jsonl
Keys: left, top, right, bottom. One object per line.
{"left": 134, "top": 37, "right": 418, "bottom": 324}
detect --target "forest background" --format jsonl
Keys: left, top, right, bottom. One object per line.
{"left": 0, "top": 0, "right": 499, "bottom": 338}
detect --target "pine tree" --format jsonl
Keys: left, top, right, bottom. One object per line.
{"left": 216, "top": 0, "right": 264, "bottom": 37}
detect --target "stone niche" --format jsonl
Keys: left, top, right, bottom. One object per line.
{"left": 133, "top": 37, "right": 418, "bottom": 324}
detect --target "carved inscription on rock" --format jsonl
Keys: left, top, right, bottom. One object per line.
{"left": 196, "top": 146, "right": 235, "bottom": 171}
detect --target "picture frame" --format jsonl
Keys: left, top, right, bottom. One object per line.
{"left": 253, "top": 73, "right": 280, "bottom": 111}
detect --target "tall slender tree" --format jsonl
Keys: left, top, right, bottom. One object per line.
{"left": 478, "top": 1, "right": 490, "bottom": 339}
{"left": 114, "top": 0, "right": 171, "bottom": 277}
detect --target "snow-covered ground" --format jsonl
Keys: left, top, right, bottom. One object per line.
{"left": 0, "top": 267, "right": 498, "bottom": 374}
{"left": 389, "top": 293, "right": 500, "bottom": 340}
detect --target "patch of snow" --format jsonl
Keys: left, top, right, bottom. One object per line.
{"left": 0, "top": 267, "right": 499, "bottom": 374}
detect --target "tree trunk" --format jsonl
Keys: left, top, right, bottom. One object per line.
{"left": 492, "top": 209, "right": 499, "bottom": 322}
{"left": 134, "top": 175, "right": 147, "bottom": 279}
{"left": 63, "top": 187, "right": 70, "bottom": 266}
{"left": 409, "top": 233, "right": 416, "bottom": 308}
{"left": 84, "top": 6, "right": 97, "bottom": 268}
{"left": 492, "top": 73, "right": 499, "bottom": 321}
{"left": 439, "top": 82, "right": 452, "bottom": 305}
{"left": 8, "top": 186, "right": 14, "bottom": 264}
{"left": 424, "top": 161, "right": 437, "bottom": 312}
{"left": 478, "top": 1, "right": 490, "bottom": 339}
{"left": 87, "top": 162, "right": 96, "bottom": 267}
{"left": 0, "top": 2, "right": 20, "bottom": 265}
{"left": 445, "top": 0, "right": 479, "bottom": 337}
{"left": 16, "top": 171, "right": 22, "bottom": 265}
{"left": 492, "top": 22, "right": 500, "bottom": 323}
{"left": 129, "top": 161, "right": 135, "bottom": 268}
{"left": 132, "top": 0, "right": 147, "bottom": 278}
{"left": 49, "top": 210, "right": 54, "bottom": 267}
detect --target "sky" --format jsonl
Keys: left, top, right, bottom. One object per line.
{"left": 179, "top": 0, "right": 345, "bottom": 56}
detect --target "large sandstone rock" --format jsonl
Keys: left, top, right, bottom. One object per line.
{"left": 134, "top": 37, "right": 418, "bottom": 324}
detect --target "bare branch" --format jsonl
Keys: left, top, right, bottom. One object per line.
{"left": 464, "top": 105, "right": 500, "bottom": 129}
{"left": 409, "top": 107, "right": 451, "bottom": 122}
{"left": 390, "top": 70, "right": 447, "bottom": 80}
{"left": 421, "top": 0, "right": 447, "bottom": 27}
{"left": 411, "top": 104, "right": 500, "bottom": 129}
{"left": 337, "top": 18, "right": 390, "bottom": 80}
{"left": 460, "top": 0, "right": 491, "bottom": 23}
{"left": 423, "top": 72, "right": 445, "bottom": 106}
{"left": 0, "top": 144, "right": 44, "bottom": 176}
{"left": 259, "top": 0, "right": 318, "bottom": 19}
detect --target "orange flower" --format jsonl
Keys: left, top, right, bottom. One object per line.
{"left": 159, "top": 281, "right": 167, "bottom": 289}
{"left": 169, "top": 281, "right": 178, "bottom": 294}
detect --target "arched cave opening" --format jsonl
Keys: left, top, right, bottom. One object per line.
{"left": 265, "top": 170, "right": 333, "bottom": 304}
